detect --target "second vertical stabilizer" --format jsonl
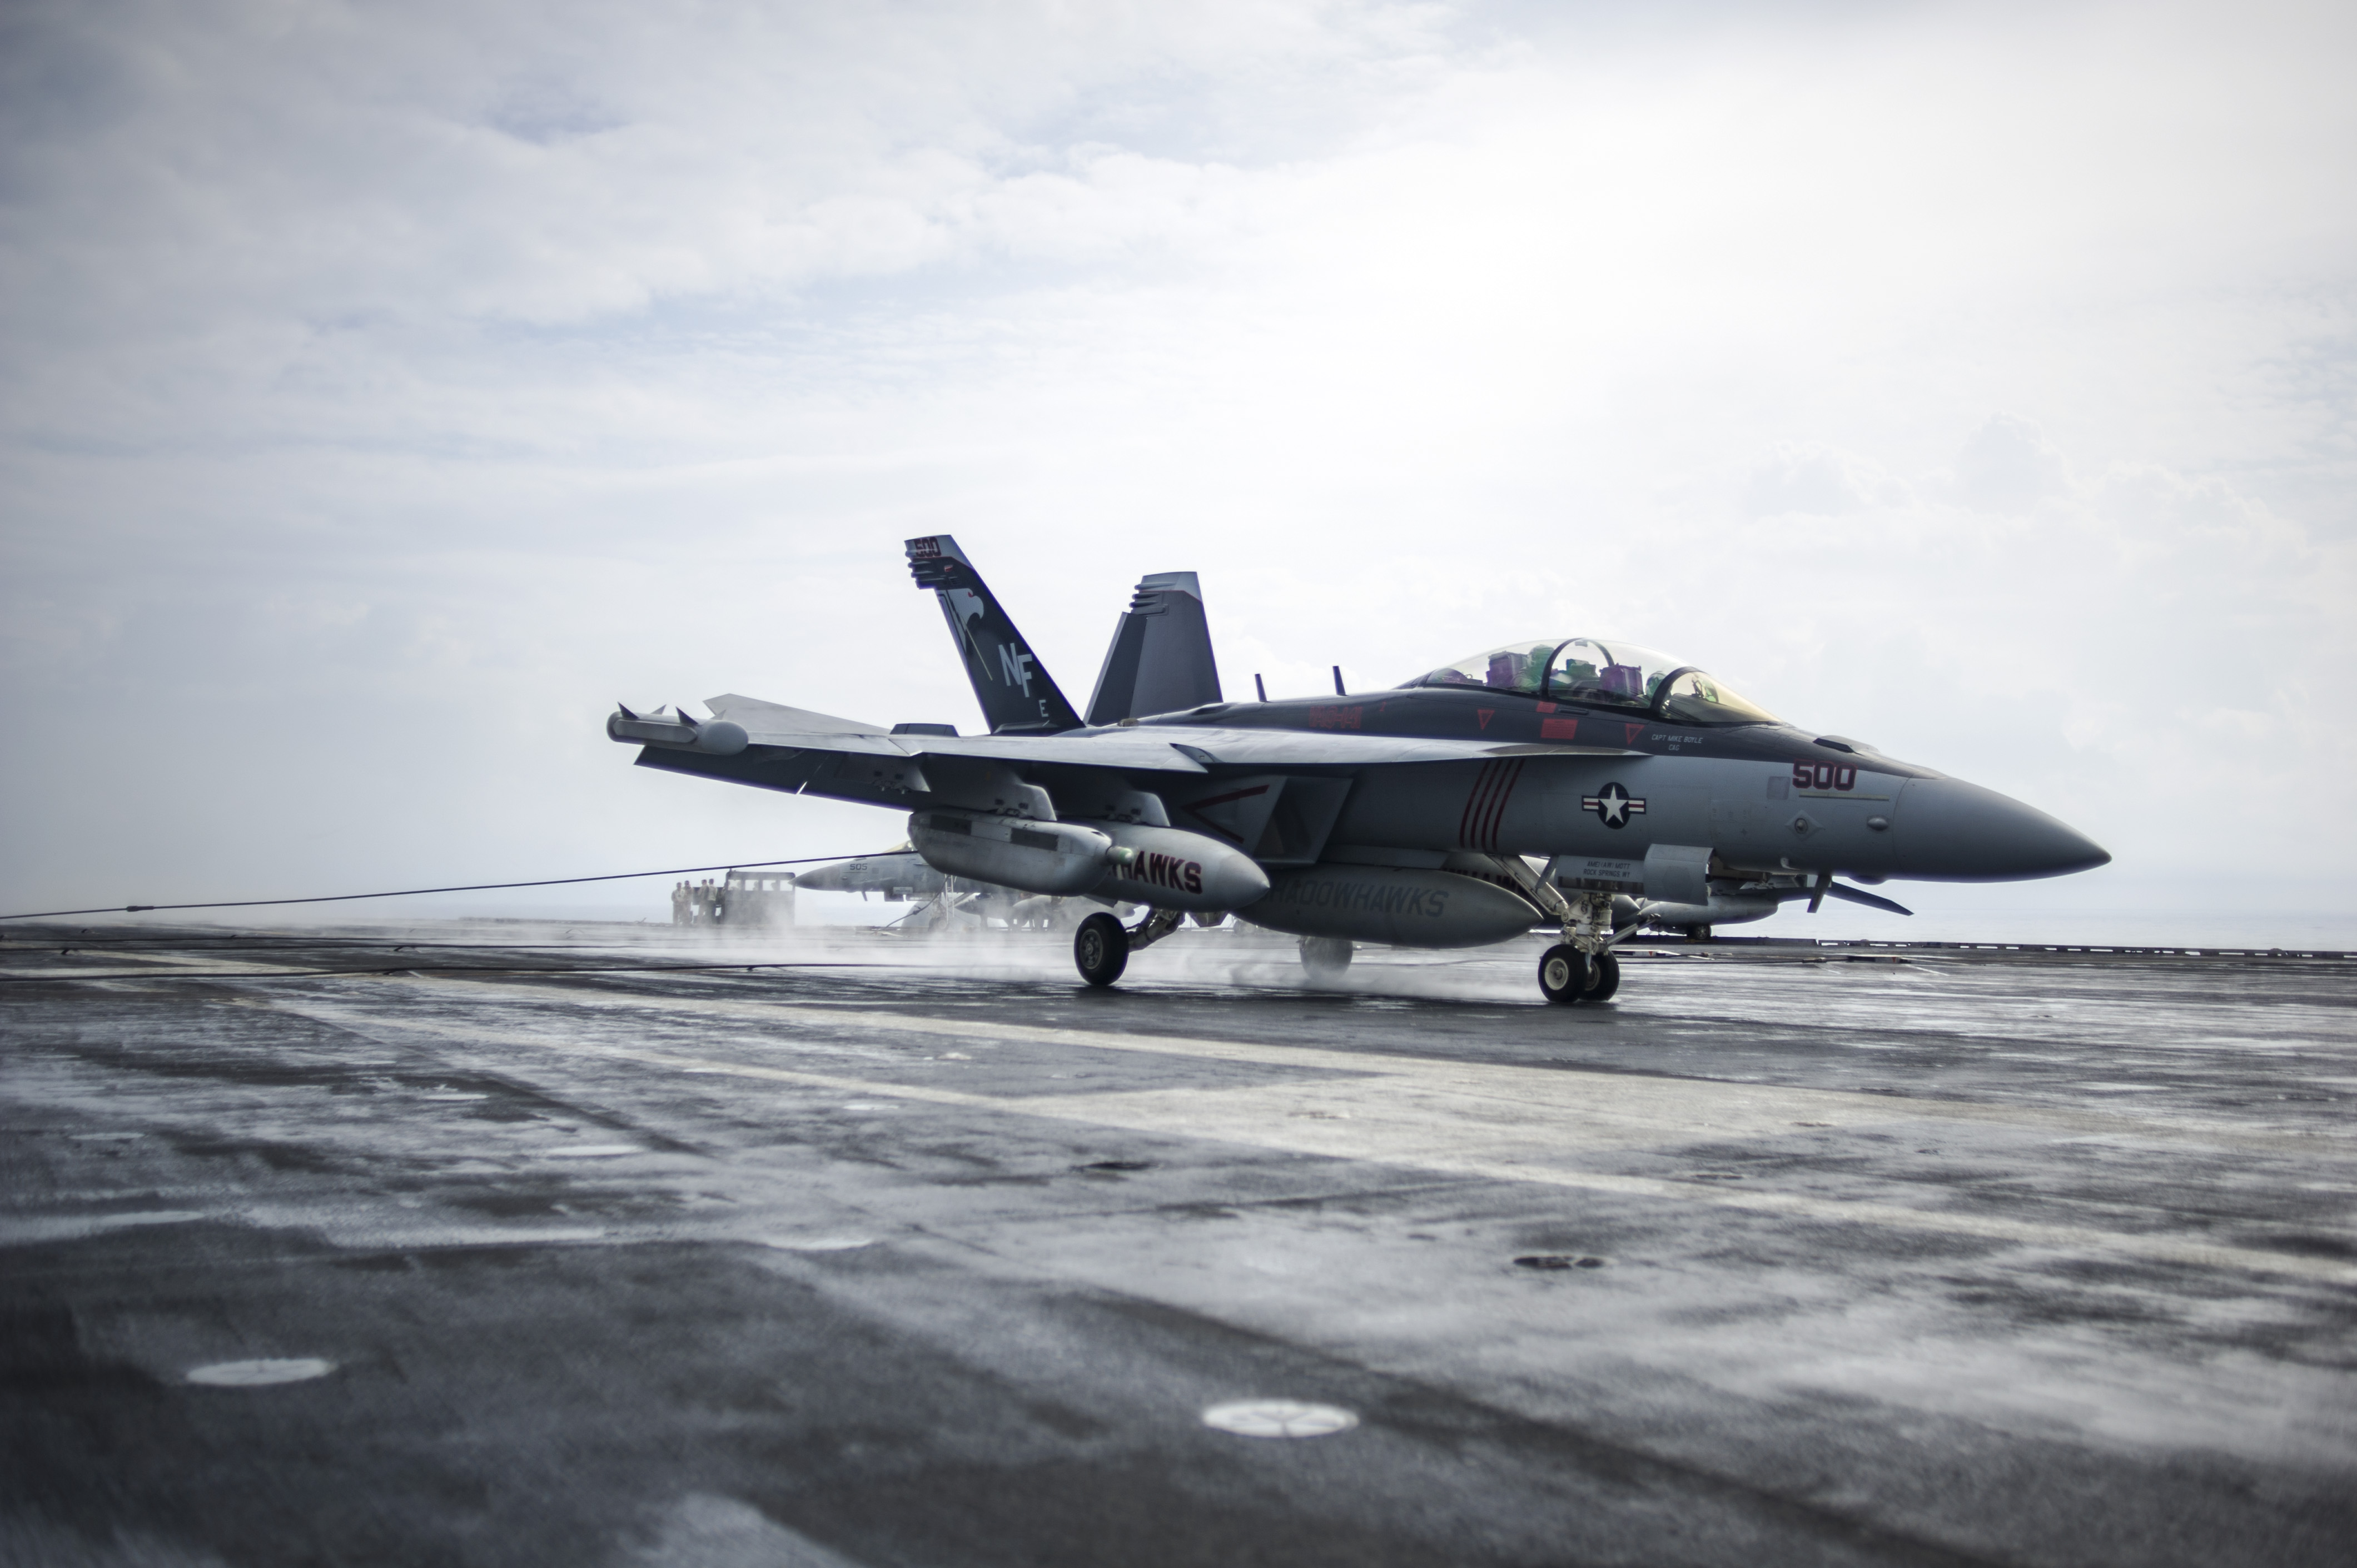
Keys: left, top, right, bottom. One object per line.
{"left": 1086, "top": 571, "right": 1224, "bottom": 724}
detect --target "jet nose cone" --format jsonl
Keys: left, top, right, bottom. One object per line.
{"left": 1893, "top": 778, "right": 2110, "bottom": 882}
{"left": 793, "top": 862, "right": 857, "bottom": 892}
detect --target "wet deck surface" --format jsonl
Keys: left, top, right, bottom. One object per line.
{"left": 3, "top": 922, "right": 2353, "bottom": 1567}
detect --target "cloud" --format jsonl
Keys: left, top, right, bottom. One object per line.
{"left": 1744, "top": 442, "right": 1912, "bottom": 517}
{"left": 1951, "top": 414, "right": 2071, "bottom": 511}
{"left": 2, "top": 0, "right": 2353, "bottom": 933}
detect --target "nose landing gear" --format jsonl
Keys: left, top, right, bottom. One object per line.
{"left": 1584, "top": 949, "right": 1621, "bottom": 1002}
{"left": 1538, "top": 944, "right": 1588, "bottom": 1003}
{"left": 1532, "top": 881, "right": 1643, "bottom": 1006}
{"left": 1300, "top": 937, "right": 1354, "bottom": 983}
{"left": 1073, "top": 907, "right": 1186, "bottom": 988}
{"left": 1538, "top": 946, "right": 1619, "bottom": 1004}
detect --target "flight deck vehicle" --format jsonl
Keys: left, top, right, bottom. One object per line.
{"left": 610, "top": 539, "right": 2107, "bottom": 1003}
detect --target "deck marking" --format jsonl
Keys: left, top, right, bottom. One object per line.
{"left": 1202, "top": 1400, "right": 1359, "bottom": 1437}
{"left": 272, "top": 987, "right": 2357, "bottom": 1286}
{"left": 187, "top": 1358, "right": 336, "bottom": 1386}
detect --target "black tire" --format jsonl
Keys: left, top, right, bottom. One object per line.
{"left": 1585, "top": 950, "right": 1622, "bottom": 1003}
{"left": 1300, "top": 937, "right": 1354, "bottom": 982}
{"left": 1538, "top": 943, "right": 1593, "bottom": 1004}
{"left": 1074, "top": 913, "right": 1129, "bottom": 987}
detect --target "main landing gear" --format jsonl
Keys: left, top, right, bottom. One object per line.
{"left": 1073, "top": 913, "right": 1128, "bottom": 987}
{"left": 1538, "top": 945, "right": 1619, "bottom": 1005}
{"left": 1072, "top": 907, "right": 1185, "bottom": 988}
{"left": 1299, "top": 937, "right": 1354, "bottom": 983}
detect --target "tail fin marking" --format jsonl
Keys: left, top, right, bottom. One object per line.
{"left": 905, "top": 536, "right": 1083, "bottom": 734}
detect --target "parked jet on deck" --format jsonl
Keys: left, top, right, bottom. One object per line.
{"left": 795, "top": 844, "right": 1111, "bottom": 933}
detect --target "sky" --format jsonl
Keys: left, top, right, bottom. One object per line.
{"left": 2, "top": 0, "right": 2352, "bottom": 941}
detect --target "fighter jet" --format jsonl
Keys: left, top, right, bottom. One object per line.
{"left": 610, "top": 537, "right": 2107, "bottom": 1003}
{"left": 794, "top": 844, "right": 1105, "bottom": 932}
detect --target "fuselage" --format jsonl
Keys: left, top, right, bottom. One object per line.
{"left": 1128, "top": 685, "right": 2106, "bottom": 884}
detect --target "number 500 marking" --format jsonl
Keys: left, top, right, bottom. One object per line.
{"left": 1794, "top": 761, "right": 1857, "bottom": 792}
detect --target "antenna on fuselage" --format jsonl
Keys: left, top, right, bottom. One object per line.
{"left": 1254, "top": 673, "right": 1267, "bottom": 702}
{"left": 1331, "top": 665, "right": 1345, "bottom": 695}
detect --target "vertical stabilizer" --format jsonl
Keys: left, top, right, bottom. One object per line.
{"left": 905, "top": 536, "right": 1083, "bottom": 734}
{"left": 1086, "top": 571, "right": 1224, "bottom": 724}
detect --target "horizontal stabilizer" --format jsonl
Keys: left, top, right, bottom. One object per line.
{"left": 1087, "top": 571, "right": 1222, "bottom": 724}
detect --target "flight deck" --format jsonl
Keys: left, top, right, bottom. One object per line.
{"left": 3, "top": 922, "right": 2352, "bottom": 1566}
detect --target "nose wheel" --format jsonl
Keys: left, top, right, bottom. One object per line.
{"left": 1300, "top": 937, "right": 1354, "bottom": 983}
{"left": 1539, "top": 945, "right": 1620, "bottom": 1005}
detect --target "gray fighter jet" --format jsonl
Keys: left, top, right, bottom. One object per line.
{"left": 611, "top": 537, "right": 2106, "bottom": 1003}
{"left": 795, "top": 844, "right": 1104, "bottom": 932}
{"left": 792, "top": 846, "right": 948, "bottom": 904}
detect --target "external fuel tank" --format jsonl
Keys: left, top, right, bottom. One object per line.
{"left": 1241, "top": 865, "right": 1541, "bottom": 947}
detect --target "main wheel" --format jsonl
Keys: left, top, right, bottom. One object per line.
{"left": 1074, "top": 912, "right": 1130, "bottom": 987}
{"left": 1585, "top": 950, "right": 1622, "bottom": 1003}
{"left": 1538, "top": 943, "right": 1593, "bottom": 1005}
{"left": 1300, "top": 936, "right": 1354, "bottom": 983}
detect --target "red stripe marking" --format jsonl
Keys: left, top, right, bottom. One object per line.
{"left": 1180, "top": 783, "right": 1272, "bottom": 843}
{"left": 1480, "top": 759, "right": 1524, "bottom": 849}
{"left": 1456, "top": 763, "right": 1483, "bottom": 847}
{"left": 1488, "top": 760, "right": 1515, "bottom": 848}
{"left": 1458, "top": 760, "right": 1499, "bottom": 849}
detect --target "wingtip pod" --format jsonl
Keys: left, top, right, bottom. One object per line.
{"left": 606, "top": 705, "right": 747, "bottom": 755}
{"left": 606, "top": 704, "right": 667, "bottom": 744}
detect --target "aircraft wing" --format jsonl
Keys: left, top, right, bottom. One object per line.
{"left": 670, "top": 701, "right": 1638, "bottom": 771}
{"left": 618, "top": 698, "right": 1644, "bottom": 819}
{"left": 705, "top": 695, "right": 907, "bottom": 754}
{"left": 917, "top": 726, "right": 1640, "bottom": 770}
{"left": 707, "top": 695, "right": 892, "bottom": 735}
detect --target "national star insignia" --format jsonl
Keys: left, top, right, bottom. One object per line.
{"left": 1580, "top": 781, "right": 1647, "bottom": 828}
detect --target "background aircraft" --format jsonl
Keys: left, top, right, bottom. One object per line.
{"left": 794, "top": 844, "right": 1125, "bottom": 933}
{"left": 612, "top": 539, "right": 2106, "bottom": 1003}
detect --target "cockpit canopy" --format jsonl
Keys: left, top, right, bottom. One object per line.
{"left": 1403, "top": 637, "right": 1781, "bottom": 725}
